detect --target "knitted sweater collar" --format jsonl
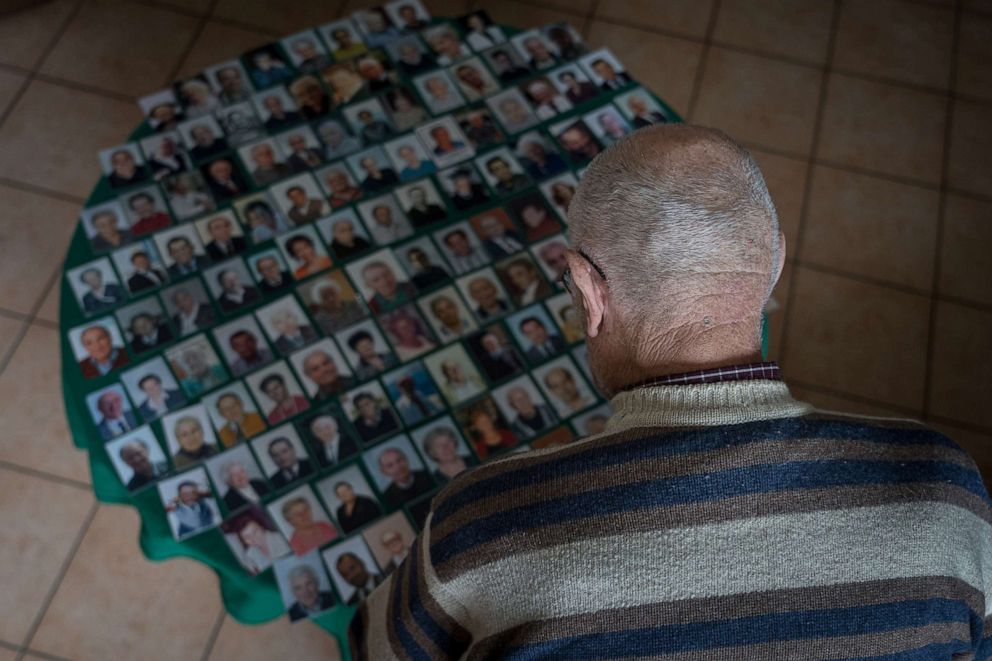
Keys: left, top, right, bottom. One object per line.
{"left": 606, "top": 380, "right": 813, "bottom": 432}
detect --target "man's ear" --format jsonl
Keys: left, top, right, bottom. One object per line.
{"left": 566, "top": 251, "right": 606, "bottom": 338}
{"left": 772, "top": 231, "right": 786, "bottom": 289}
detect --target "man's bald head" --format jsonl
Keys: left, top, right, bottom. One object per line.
{"left": 565, "top": 124, "right": 784, "bottom": 395}
{"left": 568, "top": 124, "right": 781, "bottom": 323}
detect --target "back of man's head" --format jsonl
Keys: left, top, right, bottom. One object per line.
{"left": 568, "top": 124, "right": 781, "bottom": 335}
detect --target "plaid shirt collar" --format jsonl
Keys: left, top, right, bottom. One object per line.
{"left": 623, "top": 362, "right": 781, "bottom": 391}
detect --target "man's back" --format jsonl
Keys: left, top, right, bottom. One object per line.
{"left": 354, "top": 381, "right": 992, "bottom": 659}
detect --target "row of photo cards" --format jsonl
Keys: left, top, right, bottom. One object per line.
{"left": 66, "top": 3, "right": 673, "bottom": 622}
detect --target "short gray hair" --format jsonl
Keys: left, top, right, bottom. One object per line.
{"left": 567, "top": 125, "right": 780, "bottom": 328}
{"left": 288, "top": 564, "right": 317, "bottom": 583}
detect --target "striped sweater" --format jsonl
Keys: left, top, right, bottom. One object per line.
{"left": 352, "top": 380, "right": 992, "bottom": 659}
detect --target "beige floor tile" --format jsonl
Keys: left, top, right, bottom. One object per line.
{"left": 212, "top": 0, "right": 345, "bottom": 36}
{"left": 947, "top": 99, "right": 992, "bottom": 196}
{"left": 929, "top": 421, "right": 992, "bottom": 491}
{"left": 0, "top": 315, "right": 25, "bottom": 360}
{"left": 152, "top": 0, "right": 213, "bottom": 14}
{"left": 0, "top": 69, "right": 26, "bottom": 117}
{"left": 713, "top": 0, "right": 833, "bottom": 64}
{"left": 595, "top": 0, "right": 714, "bottom": 39}
{"left": 787, "top": 385, "right": 916, "bottom": 418}
{"left": 0, "top": 0, "right": 76, "bottom": 70}
{"left": 764, "top": 260, "right": 793, "bottom": 362}
{"left": 832, "top": 0, "right": 953, "bottom": 89}
{"left": 207, "top": 615, "right": 342, "bottom": 661}
{"left": 0, "top": 467, "right": 94, "bottom": 643}
{"left": 585, "top": 21, "right": 703, "bottom": 118}
{"left": 928, "top": 301, "right": 992, "bottom": 429}
{"left": 781, "top": 266, "right": 930, "bottom": 410}
{"left": 472, "top": 0, "right": 585, "bottom": 32}
{"left": 939, "top": 194, "right": 992, "bottom": 307}
{"left": 173, "top": 20, "right": 276, "bottom": 80}
{"left": 801, "top": 165, "right": 939, "bottom": 291}
{"left": 0, "top": 185, "right": 78, "bottom": 316}
{"left": 35, "top": 276, "right": 62, "bottom": 326}
{"left": 818, "top": 74, "right": 946, "bottom": 185}
{"left": 0, "top": 80, "right": 141, "bottom": 199}
{"left": 0, "top": 648, "right": 16, "bottom": 661}
{"left": 31, "top": 504, "right": 221, "bottom": 661}
{"left": 750, "top": 148, "right": 809, "bottom": 254}
{"left": 957, "top": 13, "right": 992, "bottom": 101}
{"left": 40, "top": 0, "right": 200, "bottom": 97}
{"left": 0, "top": 325, "right": 90, "bottom": 483}
{"left": 691, "top": 47, "right": 822, "bottom": 155}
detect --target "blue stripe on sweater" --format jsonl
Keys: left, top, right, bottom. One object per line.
{"left": 386, "top": 550, "right": 430, "bottom": 661}
{"left": 432, "top": 419, "right": 965, "bottom": 529}
{"left": 431, "top": 458, "right": 987, "bottom": 567}
{"left": 499, "top": 598, "right": 973, "bottom": 659}
{"left": 400, "top": 541, "right": 466, "bottom": 658}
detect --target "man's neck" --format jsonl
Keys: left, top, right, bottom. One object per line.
{"left": 597, "top": 315, "right": 764, "bottom": 396}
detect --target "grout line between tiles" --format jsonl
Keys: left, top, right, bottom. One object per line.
{"left": 810, "top": 158, "right": 943, "bottom": 191}
{"left": 163, "top": 0, "right": 223, "bottom": 84}
{"left": 0, "top": 177, "right": 87, "bottom": 205}
{"left": 926, "top": 414, "right": 992, "bottom": 436}
{"left": 197, "top": 608, "right": 228, "bottom": 661}
{"left": 0, "top": 264, "right": 63, "bottom": 380}
{"left": 30, "top": 72, "right": 136, "bottom": 102}
{"left": 0, "top": 61, "right": 31, "bottom": 77}
{"left": 0, "top": 318, "right": 32, "bottom": 380}
{"left": 0, "top": 307, "right": 30, "bottom": 323}
{"left": 16, "top": 500, "right": 100, "bottom": 659}
{"left": 0, "top": 461, "right": 93, "bottom": 493}
{"left": 683, "top": 0, "right": 721, "bottom": 121}
{"left": 776, "top": 0, "right": 843, "bottom": 374}
{"left": 16, "top": 648, "right": 76, "bottom": 661}
{"left": 828, "top": 67, "right": 953, "bottom": 98}
{"left": 787, "top": 378, "right": 923, "bottom": 417}
{"left": 935, "top": 293, "right": 992, "bottom": 314}
{"left": 0, "top": 0, "right": 85, "bottom": 131}
{"left": 922, "top": 0, "right": 964, "bottom": 423}
{"left": 0, "top": 640, "right": 18, "bottom": 652}
{"left": 127, "top": 0, "right": 212, "bottom": 20}
{"left": 794, "top": 261, "right": 933, "bottom": 298}
{"left": 579, "top": 0, "right": 600, "bottom": 39}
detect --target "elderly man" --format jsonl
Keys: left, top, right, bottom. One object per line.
{"left": 376, "top": 447, "right": 432, "bottom": 509}
{"left": 336, "top": 552, "right": 383, "bottom": 606}
{"left": 94, "top": 388, "right": 137, "bottom": 439}
{"left": 353, "top": 125, "right": 992, "bottom": 657}
{"left": 78, "top": 268, "right": 125, "bottom": 313}
{"left": 77, "top": 324, "right": 129, "bottom": 378}
{"left": 504, "top": 385, "right": 555, "bottom": 440}
{"left": 266, "top": 436, "right": 314, "bottom": 488}
{"left": 300, "top": 347, "right": 355, "bottom": 399}
{"left": 378, "top": 529, "right": 408, "bottom": 575}
{"left": 308, "top": 414, "right": 357, "bottom": 466}
{"left": 118, "top": 439, "right": 167, "bottom": 490}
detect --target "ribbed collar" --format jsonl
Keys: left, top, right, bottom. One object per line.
{"left": 606, "top": 380, "right": 813, "bottom": 432}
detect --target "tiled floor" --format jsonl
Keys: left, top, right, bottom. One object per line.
{"left": 0, "top": 0, "right": 989, "bottom": 659}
